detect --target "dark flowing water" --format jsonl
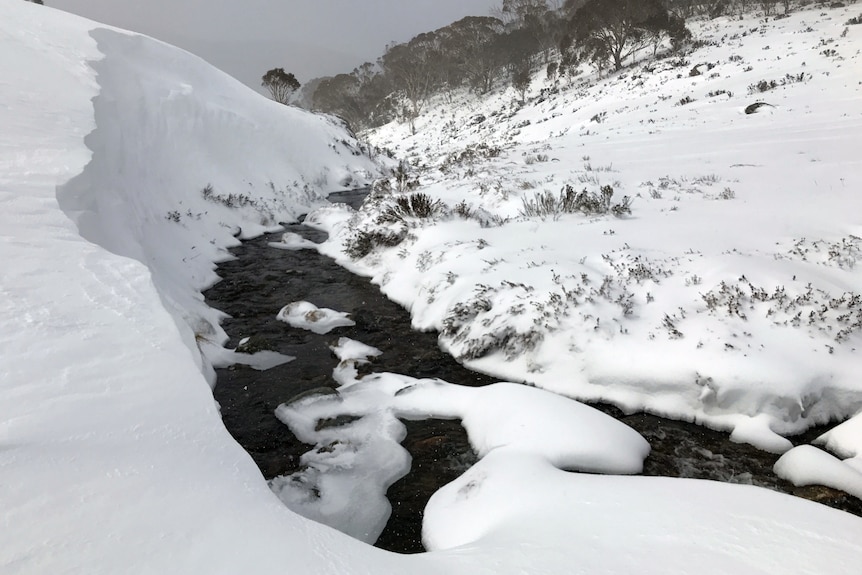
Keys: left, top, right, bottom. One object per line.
{"left": 206, "top": 196, "right": 861, "bottom": 554}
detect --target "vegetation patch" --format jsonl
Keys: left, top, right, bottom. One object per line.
{"left": 519, "top": 185, "right": 632, "bottom": 220}
{"left": 378, "top": 193, "right": 444, "bottom": 224}
{"left": 747, "top": 72, "right": 809, "bottom": 94}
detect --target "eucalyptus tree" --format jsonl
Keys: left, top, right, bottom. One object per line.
{"left": 563, "top": 0, "right": 689, "bottom": 71}
{"left": 437, "top": 16, "right": 505, "bottom": 94}
{"left": 261, "top": 68, "right": 300, "bottom": 104}
{"left": 380, "top": 32, "right": 444, "bottom": 133}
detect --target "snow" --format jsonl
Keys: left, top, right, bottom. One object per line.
{"left": 199, "top": 338, "right": 295, "bottom": 371}
{"left": 424, "top": 450, "right": 862, "bottom": 574}
{"left": 268, "top": 231, "right": 321, "bottom": 251}
{"left": 331, "top": 337, "right": 384, "bottom": 364}
{"left": 312, "top": 6, "right": 862, "bottom": 462}
{"left": 3, "top": 1, "right": 862, "bottom": 573}
{"left": 272, "top": 358, "right": 648, "bottom": 542}
{"left": 276, "top": 300, "right": 357, "bottom": 334}
{"left": 330, "top": 336, "right": 384, "bottom": 386}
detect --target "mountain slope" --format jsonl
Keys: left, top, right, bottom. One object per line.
{"left": 319, "top": 5, "right": 862, "bottom": 477}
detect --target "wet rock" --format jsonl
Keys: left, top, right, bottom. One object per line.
{"left": 792, "top": 485, "right": 862, "bottom": 515}
{"left": 745, "top": 102, "right": 774, "bottom": 114}
{"left": 235, "top": 334, "right": 276, "bottom": 354}
{"left": 284, "top": 386, "right": 340, "bottom": 406}
{"left": 315, "top": 414, "right": 362, "bottom": 431}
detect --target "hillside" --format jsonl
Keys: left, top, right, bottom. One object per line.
{"left": 314, "top": 5, "right": 862, "bottom": 488}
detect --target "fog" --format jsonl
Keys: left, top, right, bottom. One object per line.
{"left": 50, "top": 0, "right": 502, "bottom": 90}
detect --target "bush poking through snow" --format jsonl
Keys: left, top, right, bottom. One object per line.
{"left": 392, "top": 162, "right": 420, "bottom": 193}
{"left": 747, "top": 72, "right": 809, "bottom": 94}
{"left": 519, "top": 185, "right": 632, "bottom": 220}
{"left": 378, "top": 193, "right": 444, "bottom": 224}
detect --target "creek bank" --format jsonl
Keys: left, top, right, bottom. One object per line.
{"left": 206, "top": 205, "right": 860, "bottom": 554}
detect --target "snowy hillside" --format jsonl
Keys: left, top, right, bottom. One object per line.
{"left": 316, "top": 5, "right": 862, "bottom": 488}
{"left": 3, "top": 1, "right": 862, "bottom": 573}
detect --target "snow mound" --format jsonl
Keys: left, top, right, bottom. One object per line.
{"left": 423, "top": 449, "right": 862, "bottom": 574}
{"left": 268, "top": 231, "right": 321, "bottom": 251}
{"left": 775, "top": 445, "right": 862, "bottom": 499}
{"left": 277, "top": 301, "right": 356, "bottom": 334}
{"left": 330, "top": 337, "right": 384, "bottom": 386}
{"left": 273, "top": 365, "right": 649, "bottom": 544}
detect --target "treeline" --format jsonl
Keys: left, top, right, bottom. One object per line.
{"left": 298, "top": 0, "right": 792, "bottom": 132}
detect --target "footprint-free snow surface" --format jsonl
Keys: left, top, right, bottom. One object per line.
{"left": 2, "top": 2, "right": 862, "bottom": 574}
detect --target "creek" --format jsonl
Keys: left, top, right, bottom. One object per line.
{"left": 206, "top": 192, "right": 860, "bottom": 554}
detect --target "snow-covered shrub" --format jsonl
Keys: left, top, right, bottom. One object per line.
{"left": 441, "top": 284, "right": 544, "bottom": 361}
{"left": 451, "top": 201, "right": 510, "bottom": 228}
{"left": 439, "top": 143, "right": 502, "bottom": 175}
{"left": 343, "top": 227, "right": 408, "bottom": 260}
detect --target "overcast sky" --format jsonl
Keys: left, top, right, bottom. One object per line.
{"left": 51, "top": 0, "right": 502, "bottom": 90}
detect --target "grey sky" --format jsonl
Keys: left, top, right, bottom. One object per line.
{"left": 51, "top": 0, "right": 502, "bottom": 90}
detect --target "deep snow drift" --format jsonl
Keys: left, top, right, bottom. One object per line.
{"left": 314, "top": 4, "right": 862, "bottom": 497}
{"left": 3, "top": 1, "right": 862, "bottom": 573}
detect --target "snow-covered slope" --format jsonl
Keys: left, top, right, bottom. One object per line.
{"left": 318, "top": 5, "right": 862, "bottom": 481}
{"left": 2, "top": 1, "right": 862, "bottom": 573}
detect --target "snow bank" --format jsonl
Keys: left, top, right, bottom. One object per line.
{"left": 424, "top": 449, "right": 862, "bottom": 575}
{"left": 56, "top": 24, "right": 379, "bottom": 384}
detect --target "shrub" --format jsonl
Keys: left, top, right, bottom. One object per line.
{"left": 393, "top": 162, "right": 419, "bottom": 192}
{"left": 718, "top": 187, "right": 736, "bottom": 200}
{"left": 519, "top": 185, "right": 632, "bottom": 220}
{"left": 706, "top": 89, "right": 733, "bottom": 98}
{"left": 747, "top": 72, "right": 809, "bottom": 94}
{"left": 344, "top": 227, "right": 408, "bottom": 259}
{"left": 378, "top": 193, "right": 444, "bottom": 224}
